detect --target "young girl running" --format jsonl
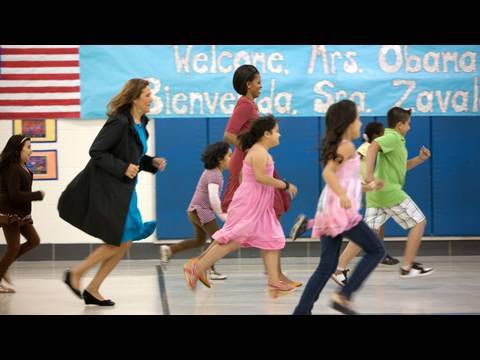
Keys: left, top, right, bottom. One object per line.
{"left": 160, "top": 141, "right": 231, "bottom": 281}
{"left": 292, "top": 99, "right": 386, "bottom": 315}
{"left": 0, "top": 135, "right": 45, "bottom": 293}
{"left": 290, "top": 122, "right": 397, "bottom": 286}
{"left": 223, "top": 64, "right": 297, "bottom": 287}
{"left": 183, "top": 115, "right": 298, "bottom": 295}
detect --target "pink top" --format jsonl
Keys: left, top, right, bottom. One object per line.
{"left": 221, "top": 96, "right": 258, "bottom": 212}
{"left": 312, "top": 144, "right": 363, "bottom": 238}
{"left": 188, "top": 168, "right": 224, "bottom": 224}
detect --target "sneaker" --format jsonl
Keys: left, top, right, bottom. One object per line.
{"left": 400, "top": 262, "right": 434, "bottom": 278}
{"left": 209, "top": 265, "right": 227, "bottom": 280}
{"left": 412, "top": 262, "right": 433, "bottom": 271}
{"left": 290, "top": 214, "right": 308, "bottom": 241}
{"left": 159, "top": 245, "right": 171, "bottom": 266}
{"left": 381, "top": 254, "right": 400, "bottom": 265}
{"left": 209, "top": 269, "right": 227, "bottom": 280}
{"left": 330, "top": 292, "right": 358, "bottom": 315}
{"left": 330, "top": 268, "right": 350, "bottom": 287}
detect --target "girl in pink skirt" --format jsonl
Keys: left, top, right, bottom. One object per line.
{"left": 183, "top": 115, "right": 298, "bottom": 294}
{"left": 293, "top": 99, "right": 386, "bottom": 315}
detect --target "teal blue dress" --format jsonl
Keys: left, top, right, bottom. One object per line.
{"left": 121, "top": 123, "right": 156, "bottom": 243}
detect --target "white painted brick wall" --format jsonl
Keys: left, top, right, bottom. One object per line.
{"left": 0, "top": 119, "right": 157, "bottom": 244}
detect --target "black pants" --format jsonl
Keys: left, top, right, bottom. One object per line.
{"left": 0, "top": 222, "right": 40, "bottom": 279}
{"left": 293, "top": 221, "right": 386, "bottom": 315}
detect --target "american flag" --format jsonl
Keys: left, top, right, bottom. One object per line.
{"left": 0, "top": 45, "right": 80, "bottom": 119}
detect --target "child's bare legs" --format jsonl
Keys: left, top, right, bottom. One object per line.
{"left": 262, "top": 250, "right": 282, "bottom": 284}
{"left": 197, "top": 240, "right": 219, "bottom": 261}
{"left": 260, "top": 214, "right": 298, "bottom": 284}
{"left": 165, "top": 213, "right": 222, "bottom": 273}
{"left": 277, "top": 253, "right": 290, "bottom": 283}
{"left": 377, "top": 225, "right": 385, "bottom": 241}
{"left": 195, "top": 241, "right": 240, "bottom": 274}
{"left": 403, "top": 220, "right": 426, "bottom": 268}
{"left": 261, "top": 250, "right": 295, "bottom": 283}
{"left": 337, "top": 241, "right": 361, "bottom": 271}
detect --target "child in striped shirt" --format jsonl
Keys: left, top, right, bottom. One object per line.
{"left": 160, "top": 142, "right": 231, "bottom": 282}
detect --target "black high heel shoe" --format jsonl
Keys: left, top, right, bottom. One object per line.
{"left": 82, "top": 289, "right": 115, "bottom": 306}
{"left": 63, "top": 270, "right": 82, "bottom": 299}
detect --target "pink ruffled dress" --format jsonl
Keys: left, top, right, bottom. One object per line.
{"left": 312, "top": 148, "right": 363, "bottom": 238}
{"left": 212, "top": 160, "right": 285, "bottom": 250}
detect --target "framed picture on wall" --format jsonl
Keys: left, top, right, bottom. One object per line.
{"left": 27, "top": 150, "right": 58, "bottom": 180}
{"left": 13, "top": 119, "right": 57, "bottom": 143}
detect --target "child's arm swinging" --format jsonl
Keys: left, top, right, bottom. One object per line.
{"left": 407, "top": 146, "right": 431, "bottom": 170}
{"left": 249, "top": 147, "right": 297, "bottom": 197}
{"left": 208, "top": 183, "right": 227, "bottom": 222}
{"left": 364, "top": 140, "right": 381, "bottom": 184}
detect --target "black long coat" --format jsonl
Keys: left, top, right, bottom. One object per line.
{"left": 58, "top": 111, "right": 158, "bottom": 246}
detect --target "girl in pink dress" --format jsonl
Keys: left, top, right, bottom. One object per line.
{"left": 222, "top": 64, "right": 298, "bottom": 288}
{"left": 184, "top": 115, "right": 298, "bottom": 294}
{"left": 292, "top": 99, "right": 386, "bottom": 315}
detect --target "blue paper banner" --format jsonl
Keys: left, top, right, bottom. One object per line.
{"left": 80, "top": 45, "right": 480, "bottom": 118}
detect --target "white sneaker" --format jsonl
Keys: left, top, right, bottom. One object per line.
{"left": 400, "top": 262, "right": 434, "bottom": 278}
{"left": 209, "top": 269, "right": 227, "bottom": 280}
{"left": 289, "top": 214, "right": 308, "bottom": 241}
{"left": 159, "top": 245, "right": 171, "bottom": 266}
{"left": 330, "top": 269, "right": 350, "bottom": 287}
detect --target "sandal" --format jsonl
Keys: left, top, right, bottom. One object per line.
{"left": 192, "top": 258, "right": 211, "bottom": 289}
{"left": 269, "top": 281, "right": 295, "bottom": 291}
{"left": 289, "top": 280, "right": 303, "bottom": 288}
{"left": 183, "top": 259, "right": 200, "bottom": 290}
{"left": 268, "top": 281, "right": 296, "bottom": 298}
{"left": 0, "top": 284, "right": 15, "bottom": 294}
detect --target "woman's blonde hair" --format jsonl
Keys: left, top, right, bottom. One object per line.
{"left": 107, "top": 78, "right": 150, "bottom": 117}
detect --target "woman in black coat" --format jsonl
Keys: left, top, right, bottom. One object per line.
{"left": 58, "top": 78, "right": 167, "bottom": 306}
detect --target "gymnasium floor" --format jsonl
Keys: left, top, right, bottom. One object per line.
{"left": 0, "top": 256, "right": 479, "bottom": 315}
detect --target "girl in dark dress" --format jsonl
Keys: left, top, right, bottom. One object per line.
{"left": 0, "top": 135, "right": 45, "bottom": 293}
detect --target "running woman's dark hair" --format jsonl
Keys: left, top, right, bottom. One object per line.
{"left": 232, "top": 65, "right": 260, "bottom": 96}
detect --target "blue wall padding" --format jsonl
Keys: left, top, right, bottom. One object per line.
{"left": 431, "top": 117, "right": 480, "bottom": 235}
{"left": 154, "top": 118, "right": 207, "bottom": 238}
{"left": 154, "top": 116, "right": 478, "bottom": 238}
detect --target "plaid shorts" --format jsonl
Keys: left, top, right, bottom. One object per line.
{"left": 364, "top": 197, "right": 426, "bottom": 230}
